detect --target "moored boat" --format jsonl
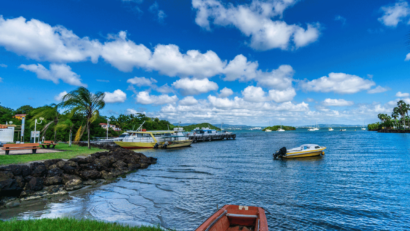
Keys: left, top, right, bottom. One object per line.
{"left": 328, "top": 127, "right": 334, "bottom": 131}
{"left": 265, "top": 129, "right": 272, "bottom": 132}
{"left": 114, "top": 130, "right": 174, "bottom": 149}
{"left": 274, "top": 144, "right": 326, "bottom": 159}
{"left": 160, "top": 127, "right": 193, "bottom": 148}
{"left": 196, "top": 205, "right": 268, "bottom": 231}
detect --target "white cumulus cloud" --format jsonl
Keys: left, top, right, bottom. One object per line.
{"left": 0, "top": 16, "right": 101, "bottom": 63}
{"left": 192, "top": 0, "right": 320, "bottom": 50}
{"left": 179, "top": 96, "right": 199, "bottom": 106}
{"left": 19, "top": 63, "right": 86, "bottom": 87}
{"left": 268, "top": 88, "right": 296, "bottom": 103}
{"left": 127, "top": 76, "right": 157, "bottom": 86}
{"left": 396, "top": 91, "right": 410, "bottom": 97}
{"left": 368, "top": 86, "right": 390, "bottom": 94}
{"left": 54, "top": 91, "right": 68, "bottom": 101}
{"left": 242, "top": 86, "right": 268, "bottom": 102}
{"left": 300, "top": 72, "right": 375, "bottom": 94}
{"left": 256, "top": 65, "right": 294, "bottom": 90}
{"left": 322, "top": 98, "right": 354, "bottom": 106}
{"left": 104, "top": 89, "right": 127, "bottom": 103}
{"left": 378, "top": 1, "right": 410, "bottom": 27}
{"left": 136, "top": 91, "right": 178, "bottom": 105}
{"left": 172, "top": 78, "right": 218, "bottom": 95}
{"left": 219, "top": 87, "right": 234, "bottom": 98}
{"left": 0, "top": 16, "right": 300, "bottom": 83}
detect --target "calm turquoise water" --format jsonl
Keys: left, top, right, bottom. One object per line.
{"left": 2, "top": 130, "right": 410, "bottom": 230}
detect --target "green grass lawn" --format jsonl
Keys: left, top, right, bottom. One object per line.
{"left": 0, "top": 218, "right": 164, "bottom": 231}
{"left": 0, "top": 143, "right": 106, "bottom": 165}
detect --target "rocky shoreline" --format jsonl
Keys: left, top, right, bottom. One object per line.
{"left": 0, "top": 148, "right": 157, "bottom": 209}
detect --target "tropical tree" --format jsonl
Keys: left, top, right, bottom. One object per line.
{"left": 62, "top": 87, "right": 106, "bottom": 149}
{"left": 397, "top": 100, "right": 408, "bottom": 128}
{"left": 30, "top": 104, "right": 61, "bottom": 143}
{"left": 392, "top": 108, "right": 399, "bottom": 128}
{"left": 56, "top": 118, "right": 75, "bottom": 147}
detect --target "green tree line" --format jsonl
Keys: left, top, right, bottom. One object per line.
{"left": 368, "top": 100, "right": 410, "bottom": 130}
{"left": 182, "top": 123, "right": 221, "bottom": 131}
{"left": 263, "top": 125, "right": 296, "bottom": 131}
{"left": 0, "top": 87, "right": 173, "bottom": 148}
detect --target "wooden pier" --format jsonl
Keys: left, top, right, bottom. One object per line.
{"left": 187, "top": 134, "right": 236, "bottom": 143}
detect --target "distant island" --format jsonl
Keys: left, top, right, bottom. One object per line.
{"left": 182, "top": 123, "right": 221, "bottom": 131}
{"left": 263, "top": 125, "right": 296, "bottom": 131}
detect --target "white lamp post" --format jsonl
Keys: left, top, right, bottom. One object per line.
{"left": 107, "top": 119, "right": 110, "bottom": 140}
{"left": 34, "top": 117, "right": 44, "bottom": 143}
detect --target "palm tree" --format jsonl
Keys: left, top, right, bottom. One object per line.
{"left": 62, "top": 87, "right": 105, "bottom": 149}
{"left": 30, "top": 104, "right": 61, "bottom": 143}
{"left": 397, "top": 100, "right": 408, "bottom": 128}
{"left": 392, "top": 109, "right": 399, "bottom": 128}
{"left": 377, "top": 113, "right": 383, "bottom": 122}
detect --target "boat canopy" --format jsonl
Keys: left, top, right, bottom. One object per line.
{"left": 127, "top": 130, "right": 174, "bottom": 134}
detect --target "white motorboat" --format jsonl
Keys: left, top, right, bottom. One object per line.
{"left": 277, "top": 125, "right": 285, "bottom": 132}
{"left": 265, "top": 129, "right": 272, "bottom": 132}
{"left": 328, "top": 128, "right": 334, "bottom": 131}
{"left": 274, "top": 144, "right": 326, "bottom": 159}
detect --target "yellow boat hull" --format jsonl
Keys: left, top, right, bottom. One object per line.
{"left": 283, "top": 147, "right": 326, "bottom": 159}
{"left": 114, "top": 141, "right": 156, "bottom": 149}
{"left": 162, "top": 140, "right": 193, "bottom": 149}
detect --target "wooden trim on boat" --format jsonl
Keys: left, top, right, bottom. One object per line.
{"left": 196, "top": 205, "right": 268, "bottom": 231}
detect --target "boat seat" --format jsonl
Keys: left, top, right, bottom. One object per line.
{"left": 226, "top": 214, "right": 258, "bottom": 218}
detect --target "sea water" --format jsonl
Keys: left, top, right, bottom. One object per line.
{"left": 2, "top": 130, "right": 410, "bottom": 230}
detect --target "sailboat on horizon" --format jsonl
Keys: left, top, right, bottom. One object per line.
{"left": 277, "top": 124, "right": 285, "bottom": 132}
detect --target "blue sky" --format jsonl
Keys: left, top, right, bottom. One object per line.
{"left": 1, "top": 0, "right": 410, "bottom": 125}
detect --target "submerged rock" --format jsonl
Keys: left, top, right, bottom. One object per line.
{"left": 65, "top": 179, "right": 83, "bottom": 191}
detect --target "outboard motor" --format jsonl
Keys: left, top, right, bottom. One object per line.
{"left": 163, "top": 141, "right": 169, "bottom": 149}
{"left": 154, "top": 143, "right": 159, "bottom": 149}
{"left": 273, "top": 147, "right": 287, "bottom": 160}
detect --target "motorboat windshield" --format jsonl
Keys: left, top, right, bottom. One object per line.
{"left": 288, "top": 144, "right": 321, "bottom": 152}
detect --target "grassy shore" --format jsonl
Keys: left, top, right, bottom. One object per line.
{"left": 0, "top": 143, "right": 105, "bottom": 165}
{"left": 0, "top": 218, "right": 163, "bottom": 231}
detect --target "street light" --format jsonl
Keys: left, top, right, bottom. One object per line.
{"left": 34, "top": 117, "right": 44, "bottom": 143}
{"left": 107, "top": 119, "right": 110, "bottom": 140}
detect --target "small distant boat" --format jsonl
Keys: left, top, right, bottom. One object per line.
{"left": 196, "top": 205, "right": 268, "bottom": 231}
{"left": 274, "top": 144, "right": 326, "bottom": 159}
{"left": 328, "top": 128, "right": 334, "bottom": 131}
{"left": 265, "top": 129, "right": 272, "bottom": 132}
{"left": 361, "top": 127, "right": 366, "bottom": 131}
{"left": 340, "top": 129, "right": 346, "bottom": 131}
{"left": 277, "top": 125, "right": 285, "bottom": 132}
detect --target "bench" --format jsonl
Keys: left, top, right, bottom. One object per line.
{"left": 1, "top": 143, "right": 40, "bottom": 155}
{"left": 42, "top": 141, "right": 58, "bottom": 149}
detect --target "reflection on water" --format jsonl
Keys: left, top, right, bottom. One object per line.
{"left": 2, "top": 130, "right": 410, "bottom": 230}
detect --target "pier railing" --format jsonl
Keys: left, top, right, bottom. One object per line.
{"left": 187, "top": 133, "right": 236, "bottom": 142}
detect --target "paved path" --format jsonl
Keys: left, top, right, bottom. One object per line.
{"left": 0, "top": 148, "right": 62, "bottom": 155}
